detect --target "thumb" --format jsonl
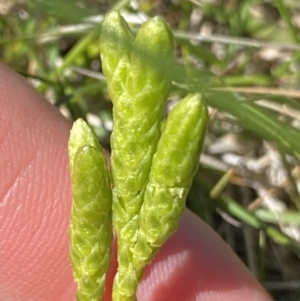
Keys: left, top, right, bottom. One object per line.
{"left": 0, "top": 62, "right": 272, "bottom": 301}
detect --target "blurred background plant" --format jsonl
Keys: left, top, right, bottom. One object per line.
{"left": 1, "top": 0, "right": 300, "bottom": 300}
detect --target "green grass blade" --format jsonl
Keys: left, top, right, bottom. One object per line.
{"left": 274, "top": 0, "right": 300, "bottom": 44}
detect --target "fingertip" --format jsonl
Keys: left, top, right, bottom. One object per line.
{"left": 0, "top": 62, "right": 272, "bottom": 301}
{"left": 0, "top": 62, "right": 75, "bottom": 301}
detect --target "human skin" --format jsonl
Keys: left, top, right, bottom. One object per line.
{"left": 0, "top": 62, "right": 273, "bottom": 301}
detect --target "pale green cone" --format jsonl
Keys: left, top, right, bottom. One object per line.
{"left": 132, "top": 94, "right": 208, "bottom": 266}
{"left": 110, "top": 14, "right": 174, "bottom": 223}
{"left": 69, "top": 119, "right": 112, "bottom": 301}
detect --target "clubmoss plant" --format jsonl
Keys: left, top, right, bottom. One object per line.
{"left": 68, "top": 119, "right": 112, "bottom": 301}
{"left": 100, "top": 11, "right": 175, "bottom": 301}
{"left": 68, "top": 11, "right": 208, "bottom": 301}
